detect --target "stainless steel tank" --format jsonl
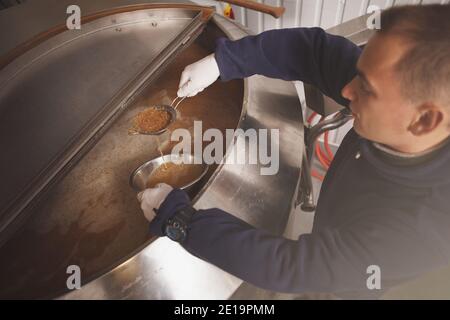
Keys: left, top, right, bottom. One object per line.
{"left": 0, "top": 0, "right": 304, "bottom": 299}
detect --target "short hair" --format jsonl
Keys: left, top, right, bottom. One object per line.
{"left": 378, "top": 4, "right": 450, "bottom": 109}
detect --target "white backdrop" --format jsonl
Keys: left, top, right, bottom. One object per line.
{"left": 224, "top": 0, "right": 448, "bottom": 32}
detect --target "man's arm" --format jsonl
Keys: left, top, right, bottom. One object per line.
{"left": 151, "top": 190, "right": 446, "bottom": 294}
{"left": 215, "top": 27, "right": 362, "bottom": 107}
{"left": 184, "top": 208, "right": 446, "bottom": 294}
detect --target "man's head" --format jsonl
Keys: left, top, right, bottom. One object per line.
{"left": 342, "top": 4, "right": 450, "bottom": 153}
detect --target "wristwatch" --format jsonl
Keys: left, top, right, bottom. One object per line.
{"left": 163, "top": 206, "right": 196, "bottom": 243}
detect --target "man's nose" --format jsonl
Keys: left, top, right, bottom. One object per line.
{"left": 341, "top": 78, "right": 356, "bottom": 101}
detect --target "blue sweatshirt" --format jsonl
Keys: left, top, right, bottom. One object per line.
{"left": 150, "top": 28, "right": 450, "bottom": 298}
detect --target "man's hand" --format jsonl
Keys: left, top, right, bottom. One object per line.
{"left": 177, "top": 53, "right": 220, "bottom": 98}
{"left": 137, "top": 183, "right": 173, "bottom": 222}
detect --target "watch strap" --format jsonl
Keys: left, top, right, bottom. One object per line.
{"left": 173, "top": 206, "right": 197, "bottom": 225}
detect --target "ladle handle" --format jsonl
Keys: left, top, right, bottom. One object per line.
{"left": 217, "top": 0, "right": 285, "bottom": 19}
{"left": 172, "top": 96, "right": 187, "bottom": 110}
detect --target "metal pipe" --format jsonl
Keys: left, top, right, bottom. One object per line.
{"left": 296, "top": 108, "right": 353, "bottom": 211}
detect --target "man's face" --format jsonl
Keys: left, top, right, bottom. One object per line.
{"left": 341, "top": 33, "right": 417, "bottom": 150}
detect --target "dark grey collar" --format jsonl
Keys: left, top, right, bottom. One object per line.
{"left": 371, "top": 136, "right": 450, "bottom": 166}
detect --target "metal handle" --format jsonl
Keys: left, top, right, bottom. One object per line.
{"left": 171, "top": 96, "right": 187, "bottom": 110}
{"left": 306, "top": 108, "right": 353, "bottom": 160}
{"left": 296, "top": 108, "right": 354, "bottom": 211}
{"left": 216, "top": 0, "right": 285, "bottom": 19}
{"left": 296, "top": 151, "right": 316, "bottom": 212}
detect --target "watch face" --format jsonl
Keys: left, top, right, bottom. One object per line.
{"left": 165, "top": 220, "right": 186, "bottom": 242}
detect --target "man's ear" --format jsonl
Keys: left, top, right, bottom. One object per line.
{"left": 408, "top": 103, "right": 444, "bottom": 136}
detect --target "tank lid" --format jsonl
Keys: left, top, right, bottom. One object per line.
{"left": 0, "top": 4, "right": 214, "bottom": 246}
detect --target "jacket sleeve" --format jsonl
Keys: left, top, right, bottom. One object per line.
{"left": 214, "top": 27, "right": 362, "bottom": 107}
{"left": 181, "top": 206, "right": 447, "bottom": 295}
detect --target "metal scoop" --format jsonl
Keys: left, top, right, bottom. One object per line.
{"left": 128, "top": 96, "right": 187, "bottom": 136}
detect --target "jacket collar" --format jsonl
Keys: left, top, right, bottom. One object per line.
{"left": 359, "top": 135, "right": 450, "bottom": 187}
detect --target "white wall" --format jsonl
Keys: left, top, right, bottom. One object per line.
{"left": 228, "top": 0, "right": 448, "bottom": 32}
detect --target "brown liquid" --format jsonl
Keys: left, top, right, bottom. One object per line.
{"left": 146, "top": 162, "right": 205, "bottom": 189}
{"left": 155, "top": 136, "right": 167, "bottom": 170}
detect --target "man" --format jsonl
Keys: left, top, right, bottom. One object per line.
{"left": 138, "top": 4, "right": 450, "bottom": 298}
